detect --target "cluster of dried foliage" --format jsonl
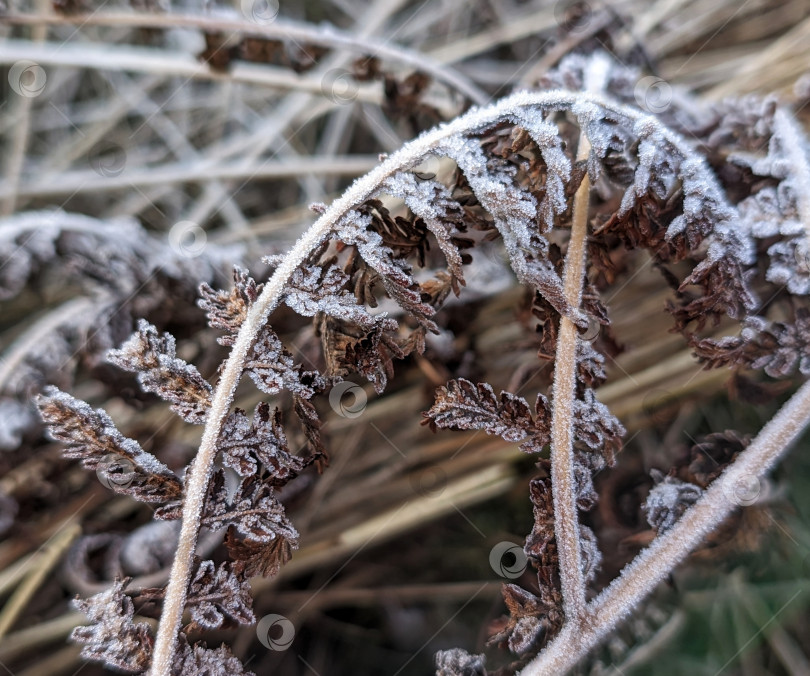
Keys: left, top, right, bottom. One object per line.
{"left": 27, "top": 52, "right": 810, "bottom": 675}
{"left": 3, "top": 1, "right": 810, "bottom": 675}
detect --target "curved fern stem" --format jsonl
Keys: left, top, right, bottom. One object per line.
{"left": 147, "top": 219, "right": 335, "bottom": 675}
{"left": 549, "top": 55, "right": 607, "bottom": 623}
{"left": 549, "top": 138, "right": 592, "bottom": 622}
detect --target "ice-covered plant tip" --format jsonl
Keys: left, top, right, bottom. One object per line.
{"left": 38, "top": 54, "right": 810, "bottom": 675}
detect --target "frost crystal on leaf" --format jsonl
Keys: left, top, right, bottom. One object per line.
{"left": 283, "top": 261, "right": 381, "bottom": 330}
{"left": 506, "top": 110, "right": 572, "bottom": 229}
{"left": 107, "top": 319, "right": 212, "bottom": 424}
{"left": 423, "top": 378, "right": 548, "bottom": 444}
{"left": 578, "top": 524, "right": 602, "bottom": 584}
{"left": 434, "top": 648, "right": 487, "bottom": 676}
{"left": 218, "top": 403, "right": 307, "bottom": 479}
{"left": 186, "top": 560, "right": 255, "bottom": 630}
{"left": 732, "top": 108, "right": 810, "bottom": 294}
{"left": 572, "top": 389, "right": 625, "bottom": 464}
{"left": 692, "top": 310, "right": 810, "bottom": 377}
{"left": 174, "top": 641, "right": 256, "bottom": 676}
{"left": 643, "top": 472, "right": 703, "bottom": 534}
{"left": 435, "top": 134, "right": 576, "bottom": 320}
{"left": 204, "top": 471, "right": 299, "bottom": 544}
{"left": 382, "top": 171, "right": 468, "bottom": 290}
{"left": 71, "top": 579, "right": 153, "bottom": 673}
{"left": 37, "top": 387, "right": 182, "bottom": 505}
{"left": 244, "top": 327, "right": 325, "bottom": 399}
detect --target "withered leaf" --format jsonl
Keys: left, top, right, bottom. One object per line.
{"left": 198, "top": 266, "right": 262, "bottom": 346}
{"left": 434, "top": 648, "right": 487, "bottom": 676}
{"left": 576, "top": 340, "right": 607, "bottom": 388}
{"left": 688, "top": 430, "right": 750, "bottom": 486}
{"left": 382, "top": 172, "right": 469, "bottom": 293}
{"left": 317, "top": 313, "right": 401, "bottom": 392}
{"left": 203, "top": 472, "right": 299, "bottom": 543}
{"left": 218, "top": 403, "right": 307, "bottom": 480}
{"left": 335, "top": 208, "right": 438, "bottom": 331}
{"left": 107, "top": 319, "right": 212, "bottom": 424}
{"left": 525, "top": 474, "right": 557, "bottom": 568}
{"left": 691, "top": 310, "right": 810, "bottom": 378}
{"left": 423, "top": 378, "right": 535, "bottom": 442}
{"left": 343, "top": 319, "right": 404, "bottom": 393}
{"left": 643, "top": 471, "right": 703, "bottom": 534}
{"left": 573, "top": 388, "right": 625, "bottom": 465}
{"left": 294, "top": 395, "right": 328, "bottom": 471}
{"left": 71, "top": 578, "right": 153, "bottom": 673}
{"left": 186, "top": 560, "right": 255, "bottom": 630}
{"left": 37, "top": 388, "right": 182, "bottom": 505}
{"left": 578, "top": 524, "right": 602, "bottom": 584}
{"left": 488, "top": 584, "right": 553, "bottom": 655}
{"left": 174, "top": 641, "right": 256, "bottom": 676}
{"left": 225, "top": 527, "right": 295, "bottom": 578}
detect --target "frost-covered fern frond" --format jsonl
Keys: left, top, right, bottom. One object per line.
{"left": 34, "top": 53, "right": 810, "bottom": 676}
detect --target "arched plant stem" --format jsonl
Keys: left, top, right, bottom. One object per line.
{"left": 147, "top": 208, "right": 334, "bottom": 674}
{"left": 147, "top": 88, "right": 731, "bottom": 675}
{"left": 548, "top": 55, "right": 608, "bottom": 623}
{"left": 521, "top": 378, "right": 810, "bottom": 675}
{"left": 548, "top": 139, "right": 591, "bottom": 621}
